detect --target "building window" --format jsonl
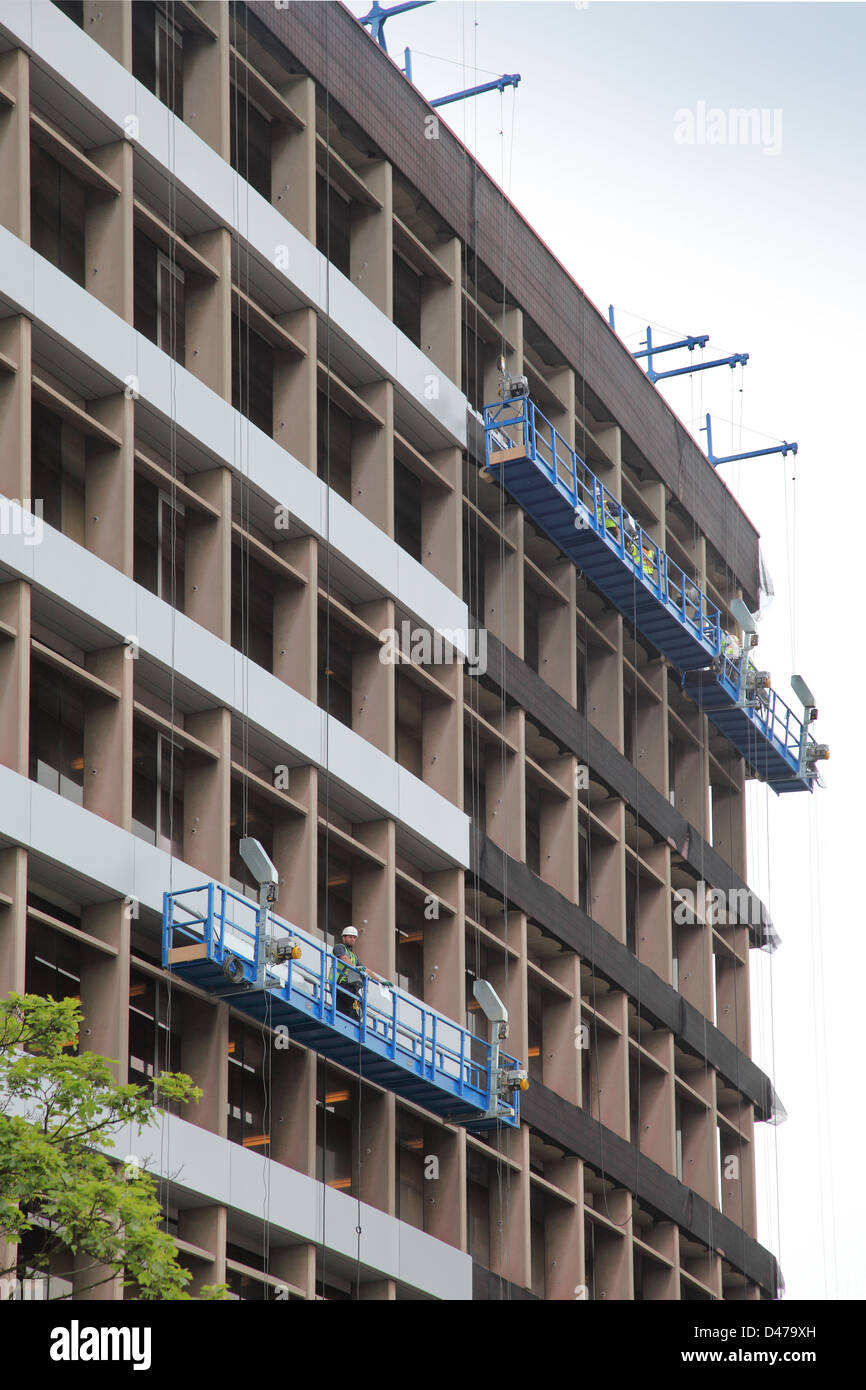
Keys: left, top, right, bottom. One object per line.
{"left": 133, "top": 3, "right": 183, "bottom": 117}
{"left": 134, "top": 473, "right": 185, "bottom": 610}
{"left": 25, "top": 918, "right": 81, "bottom": 1002}
{"left": 230, "top": 786, "right": 275, "bottom": 897}
{"left": 527, "top": 985, "right": 543, "bottom": 1083}
{"left": 317, "top": 839, "right": 353, "bottom": 940}
{"left": 393, "top": 253, "right": 421, "bottom": 346}
{"left": 396, "top": 1111, "right": 425, "bottom": 1230}
{"left": 576, "top": 631, "right": 588, "bottom": 716}
{"left": 232, "top": 313, "right": 274, "bottom": 435}
{"left": 462, "top": 512, "right": 486, "bottom": 621}
{"left": 230, "top": 88, "right": 271, "bottom": 200}
{"left": 128, "top": 970, "right": 182, "bottom": 1088}
{"left": 318, "top": 609, "right": 353, "bottom": 728}
{"left": 29, "top": 659, "right": 85, "bottom": 806}
{"left": 395, "top": 887, "right": 423, "bottom": 997}
{"left": 461, "top": 322, "right": 485, "bottom": 414}
{"left": 578, "top": 820, "right": 589, "bottom": 912}
{"left": 317, "top": 392, "right": 353, "bottom": 502}
{"left": 232, "top": 545, "right": 274, "bottom": 672}
{"left": 316, "top": 1067, "right": 355, "bottom": 1193}
{"left": 134, "top": 234, "right": 186, "bottom": 364}
{"left": 466, "top": 1149, "right": 491, "bottom": 1267}
{"left": 316, "top": 174, "right": 351, "bottom": 277}
{"left": 131, "top": 722, "right": 184, "bottom": 857}
{"left": 464, "top": 730, "right": 486, "bottom": 827}
{"left": 524, "top": 583, "right": 540, "bottom": 672}
{"left": 530, "top": 1186, "right": 546, "bottom": 1298}
{"left": 525, "top": 776, "right": 541, "bottom": 875}
{"left": 623, "top": 679, "right": 635, "bottom": 763}
{"left": 53, "top": 1, "right": 83, "bottom": 24}
{"left": 228, "top": 1020, "right": 269, "bottom": 1154}
{"left": 395, "top": 673, "right": 423, "bottom": 778}
{"left": 625, "top": 866, "right": 638, "bottom": 954}
{"left": 394, "top": 459, "right": 422, "bottom": 562}
{"left": 30, "top": 141, "right": 85, "bottom": 285}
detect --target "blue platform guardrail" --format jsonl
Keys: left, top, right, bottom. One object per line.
{"left": 483, "top": 394, "right": 818, "bottom": 793}
{"left": 162, "top": 882, "right": 523, "bottom": 1129}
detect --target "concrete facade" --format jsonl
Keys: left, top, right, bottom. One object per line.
{"left": 0, "top": 0, "right": 778, "bottom": 1300}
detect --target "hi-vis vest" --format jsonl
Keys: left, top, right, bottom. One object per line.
{"left": 335, "top": 947, "right": 359, "bottom": 987}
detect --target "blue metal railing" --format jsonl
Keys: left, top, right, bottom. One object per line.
{"left": 484, "top": 393, "right": 814, "bottom": 789}
{"left": 163, "top": 883, "right": 522, "bottom": 1126}
{"left": 485, "top": 396, "right": 723, "bottom": 657}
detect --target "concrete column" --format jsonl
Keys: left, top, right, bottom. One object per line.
{"left": 270, "top": 1044, "right": 317, "bottom": 1177}
{"left": 485, "top": 505, "right": 523, "bottom": 651}
{"left": 184, "top": 707, "right": 231, "bottom": 882}
{"left": 423, "top": 1124, "right": 465, "bottom": 1250}
{"left": 592, "top": 1192, "right": 633, "bottom": 1299}
{"left": 359, "top": 1089, "right": 395, "bottom": 1216}
{"left": 185, "top": 467, "right": 232, "bottom": 641}
{"left": 544, "top": 952, "right": 581, "bottom": 1105}
{"left": 489, "top": 1125, "right": 531, "bottom": 1290}
{"left": 586, "top": 610, "right": 623, "bottom": 748}
{"left": 86, "top": 142, "right": 133, "bottom": 321}
{"left": 353, "top": 381, "right": 393, "bottom": 535}
{"left": 0, "top": 49, "right": 30, "bottom": 240}
{"left": 422, "top": 446, "right": 461, "bottom": 593}
{"left": 79, "top": 900, "right": 131, "bottom": 1083}
{"left": 353, "top": 597, "right": 394, "bottom": 757}
{"left": 183, "top": 3, "right": 230, "bottom": 160}
{"left": 86, "top": 394, "right": 134, "bottom": 577}
{"left": 271, "top": 1242, "right": 315, "bottom": 1300}
{"left": 485, "top": 708, "right": 524, "bottom": 862}
{"left": 640, "top": 1033, "right": 676, "bottom": 1173}
{"left": 178, "top": 1206, "right": 227, "bottom": 1295}
{"left": 538, "top": 569, "right": 575, "bottom": 702}
{"left": 353, "top": 819, "right": 396, "bottom": 982}
{"left": 544, "top": 1156, "right": 583, "bottom": 1299}
{"left": 595, "top": 990, "right": 629, "bottom": 1140}
{"left": 420, "top": 236, "right": 461, "bottom": 387}
{"left": 82, "top": 1, "right": 132, "bottom": 67}
{"left": 0, "top": 316, "right": 30, "bottom": 500}
{"left": 274, "top": 766, "right": 317, "bottom": 934}
{"left": 712, "top": 775, "right": 747, "bottom": 877}
{"left": 83, "top": 645, "right": 133, "bottom": 830}
{"left": 350, "top": 162, "right": 392, "bottom": 316}
{"left": 275, "top": 307, "right": 316, "bottom": 469}
{"left": 590, "top": 800, "right": 625, "bottom": 940}
{"left": 422, "top": 663, "right": 461, "bottom": 806}
{"left": 0, "top": 846, "right": 27, "bottom": 997}
{"left": 180, "top": 995, "right": 228, "bottom": 1136}
{"left": 538, "top": 757, "right": 577, "bottom": 900}
{"left": 186, "top": 228, "right": 232, "bottom": 398}
{"left": 0, "top": 581, "right": 29, "bottom": 776}
{"left": 272, "top": 76, "right": 316, "bottom": 240}
{"left": 422, "top": 869, "right": 464, "bottom": 1021}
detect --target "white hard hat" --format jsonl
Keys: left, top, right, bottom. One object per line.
{"left": 341, "top": 926, "right": 358, "bottom": 938}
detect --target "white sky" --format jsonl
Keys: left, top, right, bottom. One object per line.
{"left": 344, "top": 0, "right": 865, "bottom": 1299}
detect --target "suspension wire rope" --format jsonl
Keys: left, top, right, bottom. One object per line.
{"left": 319, "top": 0, "right": 334, "bottom": 1300}
{"left": 159, "top": 0, "right": 181, "bottom": 1259}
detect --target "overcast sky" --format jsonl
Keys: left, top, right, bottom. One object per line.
{"left": 344, "top": 0, "right": 866, "bottom": 1300}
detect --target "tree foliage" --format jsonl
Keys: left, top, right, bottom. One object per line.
{"left": 0, "top": 993, "right": 227, "bottom": 1299}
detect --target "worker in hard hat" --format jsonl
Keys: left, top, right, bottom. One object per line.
{"left": 641, "top": 537, "right": 657, "bottom": 582}
{"left": 332, "top": 926, "right": 391, "bottom": 1019}
{"left": 722, "top": 630, "right": 741, "bottom": 665}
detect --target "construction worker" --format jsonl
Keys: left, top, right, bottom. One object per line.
{"left": 641, "top": 538, "right": 657, "bottom": 582}
{"left": 333, "top": 926, "right": 364, "bottom": 1019}
{"left": 332, "top": 926, "right": 391, "bottom": 1019}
